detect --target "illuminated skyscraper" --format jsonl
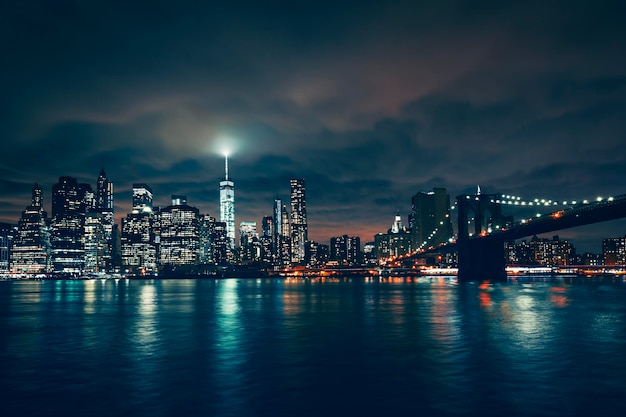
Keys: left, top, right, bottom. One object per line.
{"left": 219, "top": 154, "right": 235, "bottom": 253}
{"left": 260, "top": 215, "right": 273, "bottom": 264}
{"left": 132, "top": 183, "right": 153, "bottom": 213}
{"left": 290, "top": 179, "right": 307, "bottom": 264}
{"left": 95, "top": 168, "right": 114, "bottom": 270}
{"left": 158, "top": 196, "right": 200, "bottom": 266}
{"left": 11, "top": 184, "right": 50, "bottom": 274}
{"left": 239, "top": 221, "right": 260, "bottom": 263}
{"left": 410, "top": 188, "right": 453, "bottom": 250}
{"left": 50, "top": 176, "right": 93, "bottom": 273}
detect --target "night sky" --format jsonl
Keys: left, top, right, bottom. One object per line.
{"left": 2, "top": 0, "right": 625, "bottom": 252}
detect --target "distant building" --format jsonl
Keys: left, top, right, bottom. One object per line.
{"left": 330, "top": 235, "right": 360, "bottom": 266}
{"left": 132, "top": 183, "right": 154, "bottom": 213}
{"left": 530, "top": 235, "right": 575, "bottom": 266}
{"left": 95, "top": 168, "right": 114, "bottom": 270}
{"left": 272, "top": 198, "right": 291, "bottom": 266}
{"left": 240, "top": 221, "right": 260, "bottom": 263}
{"left": 0, "top": 222, "right": 14, "bottom": 273}
{"left": 410, "top": 188, "right": 453, "bottom": 250}
{"left": 158, "top": 196, "right": 200, "bottom": 266}
{"left": 50, "top": 177, "right": 94, "bottom": 273}
{"left": 374, "top": 213, "right": 412, "bottom": 263}
{"left": 603, "top": 236, "right": 626, "bottom": 265}
{"left": 11, "top": 184, "right": 50, "bottom": 274}
{"left": 121, "top": 210, "right": 157, "bottom": 273}
{"left": 219, "top": 155, "right": 235, "bottom": 253}
{"left": 290, "top": 179, "right": 307, "bottom": 264}
{"left": 362, "top": 241, "right": 376, "bottom": 266}
{"left": 260, "top": 215, "right": 273, "bottom": 265}
{"left": 84, "top": 212, "right": 107, "bottom": 273}
{"left": 199, "top": 214, "right": 216, "bottom": 265}
{"left": 212, "top": 222, "right": 229, "bottom": 265}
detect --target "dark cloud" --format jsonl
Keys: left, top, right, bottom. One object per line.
{"left": 1, "top": 0, "right": 625, "bottom": 252}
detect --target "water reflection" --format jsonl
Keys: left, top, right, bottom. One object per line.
{"left": 1, "top": 277, "right": 625, "bottom": 416}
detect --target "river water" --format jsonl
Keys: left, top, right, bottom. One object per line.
{"left": 1, "top": 276, "right": 625, "bottom": 416}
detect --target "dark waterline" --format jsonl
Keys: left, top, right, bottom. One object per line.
{"left": 1, "top": 276, "right": 625, "bottom": 417}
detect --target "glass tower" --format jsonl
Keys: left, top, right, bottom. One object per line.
{"left": 290, "top": 179, "right": 307, "bottom": 264}
{"left": 219, "top": 155, "right": 235, "bottom": 252}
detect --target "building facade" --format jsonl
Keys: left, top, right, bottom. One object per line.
{"left": 11, "top": 184, "right": 50, "bottom": 274}
{"left": 410, "top": 188, "right": 453, "bottom": 250}
{"left": 290, "top": 179, "right": 308, "bottom": 264}
{"left": 219, "top": 155, "right": 235, "bottom": 253}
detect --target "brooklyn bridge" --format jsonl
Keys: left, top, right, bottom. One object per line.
{"left": 401, "top": 191, "right": 626, "bottom": 281}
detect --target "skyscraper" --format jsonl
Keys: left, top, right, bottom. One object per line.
{"left": 272, "top": 198, "right": 291, "bottom": 265}
{"left": 132, "top": 183, "right": 153, "bottom": 213}
{"left": 50, "top": 176, "right": 93, "bottom": 273}
{"left": 290, "top": 179, "right": 307, "bottom": 264}
{"left": 95, "top": 169, "right": 114, "bottom": 270}
{"left": 158, "top": 196, "right": 200, "bottom": 266}
{"left": 11, "top": 184, "right": 50, "bottom": 274}
{"left": 219, "top": 154, "right": 235, "bottom": 253}
{"left": 410, "top": 188, "right": 453, "bottom": 250}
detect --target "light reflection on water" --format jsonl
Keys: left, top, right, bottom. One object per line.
{"left": 0, "top": 276, "right": 625, "bottom": 416}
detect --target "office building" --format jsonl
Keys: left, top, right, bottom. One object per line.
{"left": 410, "top": 188, "right": 453, "bottom": 250}
{"left": 158, "top": 196, "right": 199, "bottom": 266}
{"left": 132, "top": 183, "right": 154, "bottom": 213}
{"left": 121, "top": 210, "right": 157, "bottom": 274}
{"left": 330, "top": 235, "right": 360, "bottom": 266}
{"left": 95, "top": 169, "right": 114, "bottom": 270}
{"left": 603, "top": 236, "right": 626, "bottom": 265}
{"left": 374, "top": 213, "right": 412, "bottom": 262}
{"left": 290, "top": 179, "right": 307, "bottom": 264}
{"left": 239, "top": 221, "right": 260, "bottom": 263}
{"left": 260, "top": 215, "right": 273, "bottom": 265}
{"left": 50, "top": 177, "right": 93, "bottom": 273}
{"left": 0, "top": 222, "right": 14, "bottom": 273}
{"left": 11, "top": 184, "right": 50, "bottom": 274}
{"left": 199, "top": 214, "right": 216, "bottom": 265}
{"left": 219, "top": 155, "right": 235, "bottom": 252}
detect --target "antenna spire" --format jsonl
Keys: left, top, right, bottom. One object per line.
{"left": 224, "top": 154, "right": 229, "bottom": 181}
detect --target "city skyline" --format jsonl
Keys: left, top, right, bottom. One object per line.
{"left": 2, "top": 1, "right": 626, "bottom": 252}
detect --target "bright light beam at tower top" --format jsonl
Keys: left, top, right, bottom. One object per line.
{"left": 224, "top": 151, "right": 229, "bottom": 181}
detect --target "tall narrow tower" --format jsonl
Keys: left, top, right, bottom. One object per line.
{"left": 219, "top": 153, "right": 235, "bottom": 252}
{"left": 290, "top": 179, "right": 307, "bottom": 264}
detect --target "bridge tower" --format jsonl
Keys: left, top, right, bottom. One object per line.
{"left": 456, "top": 191, "right": 510, "bottom": 282}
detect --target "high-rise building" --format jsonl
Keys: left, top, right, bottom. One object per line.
{"left": 84, "top": 212, "right": 107, "bottom": 273}
{"left": 50, "top": 177, "right": 93, "bottom": 273}
{"left": 239, "top": 221, "right": 260, "bottom": 263}
{"left": 212, "top": 221, "right": 229, "bottom": 265}
{"left": 410, "top": 188, "right": 453, "bottom": 250}
{"left": 374, "top": 213, "right": 412, "bottom": 262}
{"left": 260, "top": 215, "right": 273, "bottom": 265}
{"left": 290, "top": 179, "right": 308, "bottom": 264}
{"left": 305, "top": 240, "right": 328, "bottom": 268}
{"left": 11, "top": 184, "right": 50, "bottom": 274}
{"left": 529, "top": 235, "right": 575, "bottom": 266}
{"left": 603, "top": 236, "right": 626, "bottom": 265}
{"left": 330, "top": 235, "right": 361, "bottom": 266}
{"left": 132, "top": 183, "right": 154, "bottom": 213}
{"left": 273, "top": 198, "right": 282, "bottom": 264}
{"left": 0, "top": 222, "right": 14, "bottom": 273}
{"left": 121, "top": 210, "right": 157, "bottom": 274}
{"left": 219, "top": 154, "right": 235, "bottom": 252}
{"left": 158, "top": 196, "right": 200, "bottom": 266}
{"left": 199, "top": 214, "right": 216, "bottom": 265}
{"left": 95, "top": 169, "right": 114, "bottom": 270}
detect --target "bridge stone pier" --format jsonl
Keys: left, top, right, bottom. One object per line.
{"left": 456, "top": 192, "right": 511, "bottom": 282}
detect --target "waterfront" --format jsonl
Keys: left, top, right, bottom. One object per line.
{"left": 1, "top": 276, "right": 625, "bottom": 416}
